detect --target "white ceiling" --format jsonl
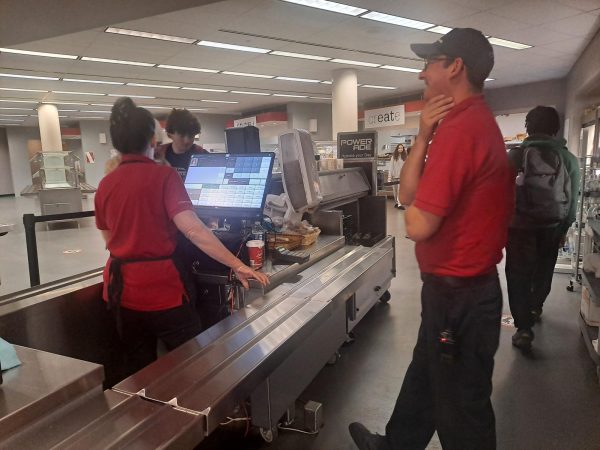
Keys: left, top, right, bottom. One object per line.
{"left": 0, "top": 0, "right": 599, "bottom": 127}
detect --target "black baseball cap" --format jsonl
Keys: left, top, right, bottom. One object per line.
{"left": 410, "top": 28, "right": 494, "bottom": 82}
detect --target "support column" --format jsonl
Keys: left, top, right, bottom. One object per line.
{"left": 37, "top": 104, "right": 63, "bottom": 152}
{"left": 331, "top": 69, "right": 358, "bottom": 139}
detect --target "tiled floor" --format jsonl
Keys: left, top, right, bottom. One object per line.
{"left": 1, "top": 195, "right": 599, "bottom": 450}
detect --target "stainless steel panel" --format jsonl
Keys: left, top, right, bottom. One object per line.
{"left": 318, "top": 168, "right": 370, "bottom": 209}
{"left": 0, "top": 345, "right": 104, "bottom": 438}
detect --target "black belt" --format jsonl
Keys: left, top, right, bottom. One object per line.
{"left": 421, "top": 271, "right": 498, "bottom": 289}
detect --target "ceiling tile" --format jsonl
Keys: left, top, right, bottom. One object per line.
{"left": 545, "top": 12, "right": 600, "bottom": 37}
{"left": 490, "top": 0, "right": 583, "bottom": 25}
{"left": 445, "top": 12, "right": 528, "bottom": 36}
{"left": 557, "top": 0, "right": 600, "bottom": 11}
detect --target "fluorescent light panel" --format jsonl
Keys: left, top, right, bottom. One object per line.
{"left": 275, "top": 76, "right": 321, "bottom": 83}
{"left": 488, "top": 37, "right": 531, "bottom": 50}
{"left": 0, "top": 73, "right": 59, "bottom": 80}
{"left": 106, "top": 94, "right": 156, "bottom": 99}
{"left": 79, "top": 110, "right": 111, "bottom": 113}
{"left": 53, "top": 90, "right": 106, "bottom": 96}
{"left": 181, "top": 87, "right": 228, "bottom": 92}
{"left": 320, "top": 80, "right": 332, "bottom": 85}
{"left": 201, "top": 99, "right": 238, "bottom": 104}
{"left": 57, "top": 109, "right": 78, "bottom": 112}
{"left": 309, "top": 96, "right": 331, "bottom": 100}
{"left": 0, "top": 114, "right": 28, "bottom": 116}
{"left": 269, "top": 50, "right": 330, "bottom": 61}
{"left": 231, "top": 91, "right": 271, "bottom": 96}
{"left": 361, "top": 11, "right": 433, "bottom": 30}
{"left": 330, "top": 58, "right": 380, "bottom": 67}
{"left": 63, "top": 78, "right": 124, "bottom": 85}
{"left": 105, "top": 27, "right": 196, "bottom": 44}
{"left": 81, "top": 57, "right": 154, "bottom": 67}
{"left": 361, "top": 84, "right": 396, "bottom": 90}
{"left": 222, "top": 71, "right": 274, "bottom": 79}
{"left": 380, "top": 65, "right": 421, "bottom": 73}
{"left": 127, "top": 82, "right": 180, "bottom": 89}
{"left": 0, "top": 47, "right": 77, "bottom": 59}
{"left": 186, "top": 108, "right": 208, "bottom": 111}
{"left": 0, "top": 87, "right": 47, "bottom": 93}
{"left": 0, "top": 118, "right": 24, "bottom": 121}
{"left": 45, "top": 101, "right": 89, "bottom": 106}
{"left": 281, "top": 0, "right": 366, "bottom": 16}
{"left": 157, "top": 64, "right": 219, "bottom": 73}
{"left": 89, "top": 103, "right": 113, "bottom": 106}
{"left": 0, "top": 107, "right": 33, "bottom": 110}
{"left": 198, "top": 41, "right": 270, "bottom": 53}
{"left": 427, "top": 25, "right": 453, "bottom": 34}
{"left": 77, "top": 116, "right": 104, "bottom": 119}
{"left": 139, "top": 105, "right": 170, "bottom": 109}
{"left": 0, "top": 99, "right": 38, "bottom": 103}
{"left": 273, "top": 93, "right": 307, "bottom": 98}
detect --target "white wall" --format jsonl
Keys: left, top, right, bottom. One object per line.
{"left": 79, "top": 120, "right": 113, "bottom": 188}
{"left": 6, "top": 127, "right": 40, "bottom": 196}
{"left": 0, "top": 128, "right": 14, "bottom": 195}
{"left": 286, "top": 102, "right": 333, "bottom": 141}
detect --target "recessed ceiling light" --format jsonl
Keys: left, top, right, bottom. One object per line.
{"left": 275, "top": 76, "right": 321, "bottom": 83}
{"left": 231, "top": 90, "right": 271, "bottom": 96}
{"left": 269, "top": 50, "right": 330, "bottom": 61}
{"left": 198, "top": 41, "right": 270, "bottom": 53}
{"left": 0, "top": 113, "right": 28, "bottom": 116}
{"left": 361, "top": 84, "right": 396, "bottom": 90}
{"left": 156, "top": 64, "right": 219, "bottom": 73}
{"left": 273, "top": 93, "right": 307, "bottom": 98}
{"left": 0, "top": 99, "right": 38, "bottom": 103}
{"left": 222, "top": 71, "right": 274, "bottom": 79}
{"left": 380, "top": 65, "right": 421, "bottom": 73}
{"left": 0, "top": 47, "right": 78, "bottom": 59}
{"left": 330, "top": 58, "right": 380, "bottom": 68}
{"left": 426, "top": 25, "right": 453, "bottom": 35}
{"left": 309, "top": 96, "right": 331, "bottom": 100}
{"left": 0, "top": 118, "right": 24, "bottom": 121}
{"left": 127, "top": 82, "right": 180, "bottom": 89}
{"left": 0, "top": 107, "right": 33, "bottom": 110}
{"left": 485, "top": 78, "right": 495, "bottom": 81}
{"left": 105, "top": 27, "right": 196, "bottom": 44}
{"left": 106, "top": 94, "right": 156, "bottom": 99}
{"left": 281, "top": 0, "right": 367, "bottom": 16}
{"left": 81, "top": 57, "right": 155, "bottom": 67}
{"left": 53, "top": 91, "right": 106, "bottom": 96}
{"left": 181, "top": 87, "right": 228, "bottom": 92}
{"left": 0, "top": 87, "right": 47, "bottom": 93}
{"left": 201, "top": 99, "right": 239, "bottom": 104}
{"left": 361, "top": 11, "right": 433, "bottom": 30}
{"left": 321, "top": 80, "right": 332, "bottom": 85}
{"left": 0, "top": 73, "right": 59, "bottom": 80}
{"left": 63, "top": 78, "right": 124, "bottom": 85}
{"left": 487, "top": 37, "right": 531, "bottom": 50}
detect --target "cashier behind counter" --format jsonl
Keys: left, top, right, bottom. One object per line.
{"left": 95, "top": 98, "right": 268, "bottom": 379}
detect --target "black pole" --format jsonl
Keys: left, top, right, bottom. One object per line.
{"left": 23, "top": 213, "right": 40, "bottom": 287}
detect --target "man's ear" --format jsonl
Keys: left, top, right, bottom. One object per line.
{"left": 448, "top": 57, "right": 466, "bottom": 81}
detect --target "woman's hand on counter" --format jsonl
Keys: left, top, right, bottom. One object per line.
{"left": 234, "top": 265, "right": 270, "bottom": 289}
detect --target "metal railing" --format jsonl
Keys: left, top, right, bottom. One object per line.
{"left": 23, "top": 211, "right": 96, "bottom": 287}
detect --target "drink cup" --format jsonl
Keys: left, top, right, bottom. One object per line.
{"left": 246, "top": 240, "right": 264, "bottom": 270}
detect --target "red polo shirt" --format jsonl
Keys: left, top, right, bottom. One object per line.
{"left": 414, "top": 95, "right": 514, "bottom": 277}
{"left": 95, "top": 154, "right": 194, "bottom": 311}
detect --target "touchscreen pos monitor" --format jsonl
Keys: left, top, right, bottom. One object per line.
{"left": 184, "top": 152, "right": 275, "bottom": 220}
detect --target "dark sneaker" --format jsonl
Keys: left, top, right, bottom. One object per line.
{"left": 512, "top": 329, "right": 534, "bottom": 352}
{"left": 398, "top": 205, "right": 405, "bottom": 210}
{"left": 531, "top": 308, "right": 542, "bottom": 322}
{"left": 348, "top": 422, "right": 386, "bottom": 450}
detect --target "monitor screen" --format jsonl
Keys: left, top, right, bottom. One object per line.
{"left": 184, "top": 152, "right": 275, "bottom": 218}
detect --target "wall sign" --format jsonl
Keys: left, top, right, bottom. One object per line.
{"left": 337, "top": 131, "right": 377, "bottom": 159}
{"left": 234, "top": 116, "right": 257, "bottom": 127}
{"left": 364, "top": 105, "right": 405, "bottom": 129}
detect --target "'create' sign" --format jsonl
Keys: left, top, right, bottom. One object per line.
{"left": 364, "top": 105, "right": 405, "bottom": 129}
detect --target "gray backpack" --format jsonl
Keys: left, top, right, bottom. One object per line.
{"left": 515, "top": 146, "right": 570, "bottom": 224}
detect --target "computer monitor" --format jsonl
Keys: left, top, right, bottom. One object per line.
{"left": 225, "top": 126, "right": 261, "bottom": 154}
{"left": 279, "top": 129, "right": 322, "bottom": 214}
{"left": 184, "top": 152, "right": 275, "bottom": 219}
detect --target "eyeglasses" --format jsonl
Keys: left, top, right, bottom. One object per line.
{"left": 422, "top": 57, "right": 454, "bottom": 70}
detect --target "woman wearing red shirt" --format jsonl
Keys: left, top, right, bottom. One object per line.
{"left": 95, "top": 98, "right": 268, "bottom": 378}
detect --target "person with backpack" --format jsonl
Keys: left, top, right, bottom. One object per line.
{"left": 506, "top": 106, "right": 580, "bottom": 352}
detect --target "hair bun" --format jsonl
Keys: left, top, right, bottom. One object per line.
{"left": 111, "top": 97, "right": 137, "bottom": 126}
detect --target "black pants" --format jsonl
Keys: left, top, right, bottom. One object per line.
{"left": 384, "top": 273, "right": 502, "bottom": 450}
{"left": 505, "top": 227, "right": 561, "bottom": 330}
{"left": 113, "top": 302, "right": 203, "bottom": 380}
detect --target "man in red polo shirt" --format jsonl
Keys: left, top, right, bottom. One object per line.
{"left": 349, "top": 28, "right": 513, "bottom": 450}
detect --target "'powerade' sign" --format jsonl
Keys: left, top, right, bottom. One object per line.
{"left": 364, "top": 105, "right": 405, "bottom": 129}
{"left": 337, "top": 131, "right": 377, "bottom": 159}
